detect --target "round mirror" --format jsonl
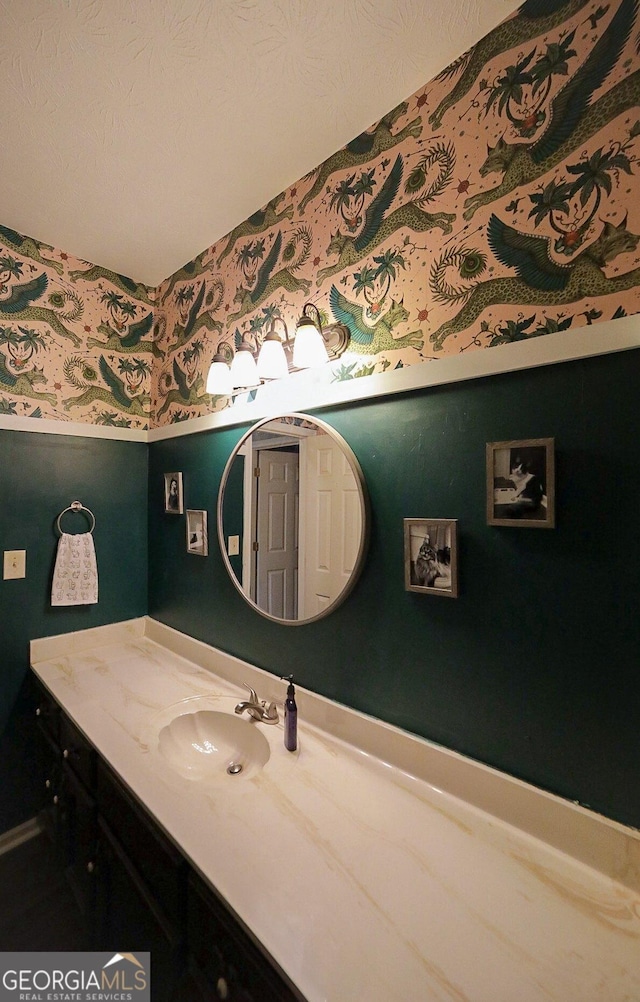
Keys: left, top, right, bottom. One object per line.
{"left": 217, "top": 413, "right": 369, "bottom": 625}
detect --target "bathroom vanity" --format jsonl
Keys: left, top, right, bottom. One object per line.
{"left": 31, "top": 617, "right": 640, "bottom": 1002}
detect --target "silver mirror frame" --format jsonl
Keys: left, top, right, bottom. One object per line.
{"left": 217, "top": 412, "right": 370, "bottom": 626}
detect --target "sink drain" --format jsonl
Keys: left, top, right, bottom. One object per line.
{"left": 227, "top": 762, "right": 243, "bottom": 775}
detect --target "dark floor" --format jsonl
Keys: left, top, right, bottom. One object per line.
{"left": 0, "top": 832, "right": 89, "bottom": 951}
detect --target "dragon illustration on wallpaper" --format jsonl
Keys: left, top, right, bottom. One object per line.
{"left": 63, "top": 354, "right": 151, "bottom": 418}
{"left": 0, "top": 351, "right": 57, "bottom": 408}
{"left": 166, "top": 279, "right": 224, "bottom": 354}
{"left": 329, "top": 286, "right": 424, "bottom": 354}
{"left": 215, "top": 193, "right": 295, "bottom": 266}
{"left": 426, "top": 0, "right": 640, "bottom": 349}
{"left": 156, "top": 351, "right": 210, "bottom": 419}
{"left": 228, "top": 229, "right": 312, "bottom": 321}
{"left": 86, "top": 310, "right": 161, "bottom": 359}
{"left": 298, "top": 102, "right": 423, "bottom": 214}
{"left": 3, "top": 0, "right": 640, "bottom": 429}
{"left": 68, "top": 264, "right": 153, "bottom": 306}
{"left": 0, "top": 273, "right": 84, "bottom": 347}
{"left": 430, "top": 213, "right": 640, "bottom": 348}
{"left": 0, "top": 238, "right": 155, "bottom": 423}
{"left": 119, "top": 0, "right": 640, "bottom": 422}
{"left": 316, "top": 153, "right": 456, "bottom": 286}
{"left": 0, "top": 225, "right": 64, "bottom": 276}
{"left": 428, "top": 0, "right": 594, "bottom": 129}
{"left": 462, "top": 0, "right": 637, "bottom": 219}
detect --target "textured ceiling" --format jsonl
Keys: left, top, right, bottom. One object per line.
{"left": 0, "top": 0, "right": 520, "bottom": 288}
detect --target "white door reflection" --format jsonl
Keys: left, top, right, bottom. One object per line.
{"left": 218, "top": 414, "right": 368, "bottom": 626}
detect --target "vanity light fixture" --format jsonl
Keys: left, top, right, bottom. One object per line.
{"left": 205, "top": 303, "right": 350, "bottom": 396}
{"left": 205, "top": 350, "right": 234, "bottom": 396}
{"left": 292, "top": 302, "right": 350, "bottom": 368}
{"left": 230, "top": 339, "right": 260, "bottom": 389}
{"left": 292, "top": 303, "right": 330, "bottom": 368}
{"left": 256, "top": 318, "right": 290, "bottom": 381}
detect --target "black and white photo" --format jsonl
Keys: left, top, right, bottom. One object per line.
{"left": 164, "top": 472, "right": 184, "bottom": 514}
{"left": 186, "top": 509, "right": 208, "bottom": 555}
{"left": 404, "top": 519, "right": 458, "bottom": 597}
{"left": 487, "top": 438, "right": 555, "bottom": 528}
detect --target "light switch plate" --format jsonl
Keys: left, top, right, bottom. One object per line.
{"left": 228, "top": 535, "right": 240, "bottom": 557}
{"left": 4, "top": 550, "right": 26, "bottom": 580}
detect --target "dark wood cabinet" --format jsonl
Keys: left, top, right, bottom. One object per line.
{"left": 35, "top": 681, "right": 97, "bottom": 927}
{"left": 97, "top": 759, "right": 187, "bottom": 928}
{"left": 95, "top": 817, "right": 185, "bottom": 1002}
{"left": 33, "top": 677, "right": 305, "bottom": 1002}
{"left": 35, "top": 682, "right": 62, "bottom": 845}
{"left": 185, "top": 871, "right": 302, "bottom": 1002}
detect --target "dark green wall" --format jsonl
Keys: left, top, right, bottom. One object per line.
{"left": 149, "top": 348, "right": 640, "bottom": 830}
{"left": 5, "top": 348, "right": 637, "bottom": 836}
{"left": 0, "top": 429, "right": 148, "bottom": 834}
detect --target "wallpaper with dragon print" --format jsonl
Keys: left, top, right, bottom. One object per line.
{"left": 0, "top": 225, "right": 155, "bottom": 428}
{"left": 1, "top": 0, "right": 639, "bottom": 430}
{"left": 153, "top": 0, "right": 640, "bottom": 427}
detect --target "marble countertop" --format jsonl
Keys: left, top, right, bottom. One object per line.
{"left": 31, "top": 618, "right": 640, "bottom": 1002}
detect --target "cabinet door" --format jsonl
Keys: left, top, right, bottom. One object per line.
{"left": 187, "top": 872, "right": 304, "bottom": 1002}
{"left": 57, "top": 763, "right": 98, "bottom": 925}
{"left": 95, "top": 819, "right": 184, "bottom": 1002}
{"left": 96, "top": 760, "right": 186, "bottom": 927}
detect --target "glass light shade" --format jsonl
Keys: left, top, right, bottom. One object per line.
{"left": 257, "top": 333, "right": 289, "bottom": 380}
{"left": 206, "top": 353, "right": 233, "bottom": 396}
{"left": 230, "top": 343, "right": 259, "bottom": 389}
{"left": 293, "top": 316, "right": 329, "bottom": 368}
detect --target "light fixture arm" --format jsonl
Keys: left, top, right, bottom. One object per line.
{"left": 300, "top": 302, "right": 322, "bottom": 328}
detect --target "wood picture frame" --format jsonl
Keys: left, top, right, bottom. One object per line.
{"left": 186, "top": 509, "right": 208, "bottom": 556}
{"left": 164, "top": 472, "right": 184, "bottom": 514}
{"left": 404, "top": 518, "right": 458, "bottom": 598}
{"left": 486, "top": 438, "right": 555, "bottom": 528}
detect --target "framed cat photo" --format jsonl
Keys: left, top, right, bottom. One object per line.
{"left": 404, "top": 518, "right": 458, "bottom": 598}
{"left": 486, "top": 438, "right": 555, "bottom": 528}
{"left": 164, "top": 472, "right": 184, "bottom": 514}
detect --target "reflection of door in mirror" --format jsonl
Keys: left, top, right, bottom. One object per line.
{"left": 255, "top": 448, "right": 299, "bottom": 620}
{"left": 219, "top": 414, "right": 368, "bottom": 625}
{"left": 299, "top": 433, "right": 360, "bottom": 620}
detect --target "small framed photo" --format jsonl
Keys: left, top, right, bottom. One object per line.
{"left": 404, "top": 518, "right": 458, "bottom": 598}
{"left": 164, "top": 472, "right": 184, "bottom": 514}
{"left": 487, "top": 438, "right": 555, "bottom": 528}
{"left": 186, "top": 509, "right": 208, "bottom": 556}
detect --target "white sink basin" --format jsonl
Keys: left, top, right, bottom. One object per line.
{"left": 157, "top": 708, "right": 270, "bottom": 781}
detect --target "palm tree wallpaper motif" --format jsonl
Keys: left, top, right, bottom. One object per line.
{"left": 0, "top": 0, "right": 639, "bottom": 429}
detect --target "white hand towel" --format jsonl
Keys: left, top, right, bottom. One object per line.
{"left": 51, "top": 532, "right": 99, "bottom": 606}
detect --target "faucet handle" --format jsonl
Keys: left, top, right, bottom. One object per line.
{"left": 242, "top": 683, "right": 259, "bottom": 704}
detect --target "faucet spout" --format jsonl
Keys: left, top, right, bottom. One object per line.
{"left": 234, "top": 684, "right": 279, "bottom": 724}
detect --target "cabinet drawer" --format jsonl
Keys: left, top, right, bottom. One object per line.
{"left": 187, "top": 872, "right": 304, "bottom": 1002}
{"left": 96, "top": 760, "right": 187, "bottom": 927}
{"left": 59, "top": 713, "right": 96, "bottom": 793}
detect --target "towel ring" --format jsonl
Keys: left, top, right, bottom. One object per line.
{"left": 56, "top": 500, "right": 96, "bottom": 535}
